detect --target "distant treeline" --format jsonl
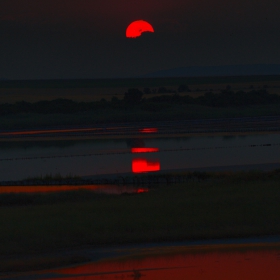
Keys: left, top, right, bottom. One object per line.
{"left": 1, "top": 89, "right": 280, "bottom": 115}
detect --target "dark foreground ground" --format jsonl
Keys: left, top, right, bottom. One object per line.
{"left": 0, "top": 170, "right": 280, "bottom": 274}
{"left": 2, "top": 236, "right": 280, "bottom": 278}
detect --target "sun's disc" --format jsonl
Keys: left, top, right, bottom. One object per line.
{"left": 126, "top": 20, "right": 154, "bottom": 38}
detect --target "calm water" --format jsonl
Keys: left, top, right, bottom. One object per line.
{"left": 1, "top": 133, "right": 280, "bottom": 181}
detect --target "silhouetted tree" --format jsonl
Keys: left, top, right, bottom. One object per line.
{"left": 143, "top": 87, "right": 151, "bottom": 94}
{"left": 124, "top": 88, "right": 143, "bottom": 104}
{"left": 111, "top": 96, "right": 119, "bottom": 103}
{"left": 225, "top": 85, "right": 232, "bottom": 91}
{"left": 157, "top": 87, "right": 168, "bottom": 94}
{"left": 178, "top": 84, "right": 191, "bottom": 92}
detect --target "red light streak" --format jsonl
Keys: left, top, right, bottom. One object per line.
{"left": 131, "top": 147, "right": 159, "bottom": 153}
{"left": 132, "top": 158, "right": 160, "bottom": 173}
{"left": 139, "top": 128, "right": 158, "bottom": 133}
{"left": 0, "top": 185, "right": 101, "bottom": 194}
{"left": 137, "top": 188, "right": 149, "bottom": 193}
{"left": 0, "top": 128, "right": 100, "bottom": 136}
{"left": 0, "top": 185, "right": 149, "bottom": 195}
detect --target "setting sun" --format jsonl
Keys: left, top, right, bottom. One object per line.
{"left": 126, "top": 20, "right": 154, "bottom": 38}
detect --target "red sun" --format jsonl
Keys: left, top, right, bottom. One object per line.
{"left": 126, "top": 20, "right": 154, "bottom": 38}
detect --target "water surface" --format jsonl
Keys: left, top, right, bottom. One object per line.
{"left": 1, "top": 133, "right": 280, "bottom": 181}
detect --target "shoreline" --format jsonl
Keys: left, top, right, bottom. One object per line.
{"left": 1, "top": 235, "right": 280, "bottom": 276}
{"left": 1, "top": 116, "right": 280, "bottom": 141}
{"left": 1, "top": 162, "right": 280, "bottom": 187}
{"left": 1, "top": 129, "right": 280, "bottom": 142}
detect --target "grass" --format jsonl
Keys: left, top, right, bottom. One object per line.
{"left": 1, "top": 170, "right": 280, "bottom": 258}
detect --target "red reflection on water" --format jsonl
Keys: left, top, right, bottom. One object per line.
{"left": 0, "top": 185, "right": 98, "bottom": 194}
{"left": 139, "top": 128, "right": 158, "bottom": 133}
{"left": 52, "top": 243, "right": 280, "bottom": 280}
{"left": 137, "top": 188, "right": 149, "bottom": 193}
{"left": 0, "top": 128, "right": 99, "bottom": 136}
{"left": 0, "top": 185, "right": 147, "bottom": 195}
{"left": 131, "top": 147, "right": 159, "bottom": 153}
{"left": 132, "top": 158, "right": 160, "bottom": 173}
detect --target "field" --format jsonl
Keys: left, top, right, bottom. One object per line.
{"left": 1, "top": 170, "right": 280, "bottom": 272}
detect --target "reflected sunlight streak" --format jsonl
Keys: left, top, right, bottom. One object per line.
{"left": 139, "top": 128, "right": 158, "bottom": 133}
{"left": 132, "top": 158, "right": 160, "bottom": 173}
{"left": 131, "top": 147, "right": 159, "bottom": 153}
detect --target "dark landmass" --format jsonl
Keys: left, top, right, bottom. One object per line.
{"left": 1, "top": 87, "right": 280, "bottom": 131}
{"left": 1, "top": 75, "right": 280, "bottom": 132}
{"left": 1, "top": 88, "right": 279, "bottom": 115}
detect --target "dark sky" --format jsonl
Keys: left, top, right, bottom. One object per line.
{"left": 1, "top": 0, "right": 280, "bottom": 79}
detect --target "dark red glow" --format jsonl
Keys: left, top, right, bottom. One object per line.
{"left": 139, "top": 128, "right": 158, "bottom": 133}
{"left": 0, "top": 127, "right": 158, "bottom": 137}
{"left": 137, "top": 188, "right": 149, "bottom": 193}
{"left": 0, "top": 185, "right": 147, "bottom": 195}
{"left": 126, "top": 20, "right": 154, "bottom": 38}
{"left": 54, "top": 244, "right": 280, "bottom": 280}
{"left": 132, "top": 158, "right": 160, "bottom": 173}
{"left": 0, "top": 185, "right": 106, "bottom": 194}
{"left": 0, "top": 128, "right": 99, "bottom": 136}
{"left": 131, "top": 147, "right": 159, "bottom": 153}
